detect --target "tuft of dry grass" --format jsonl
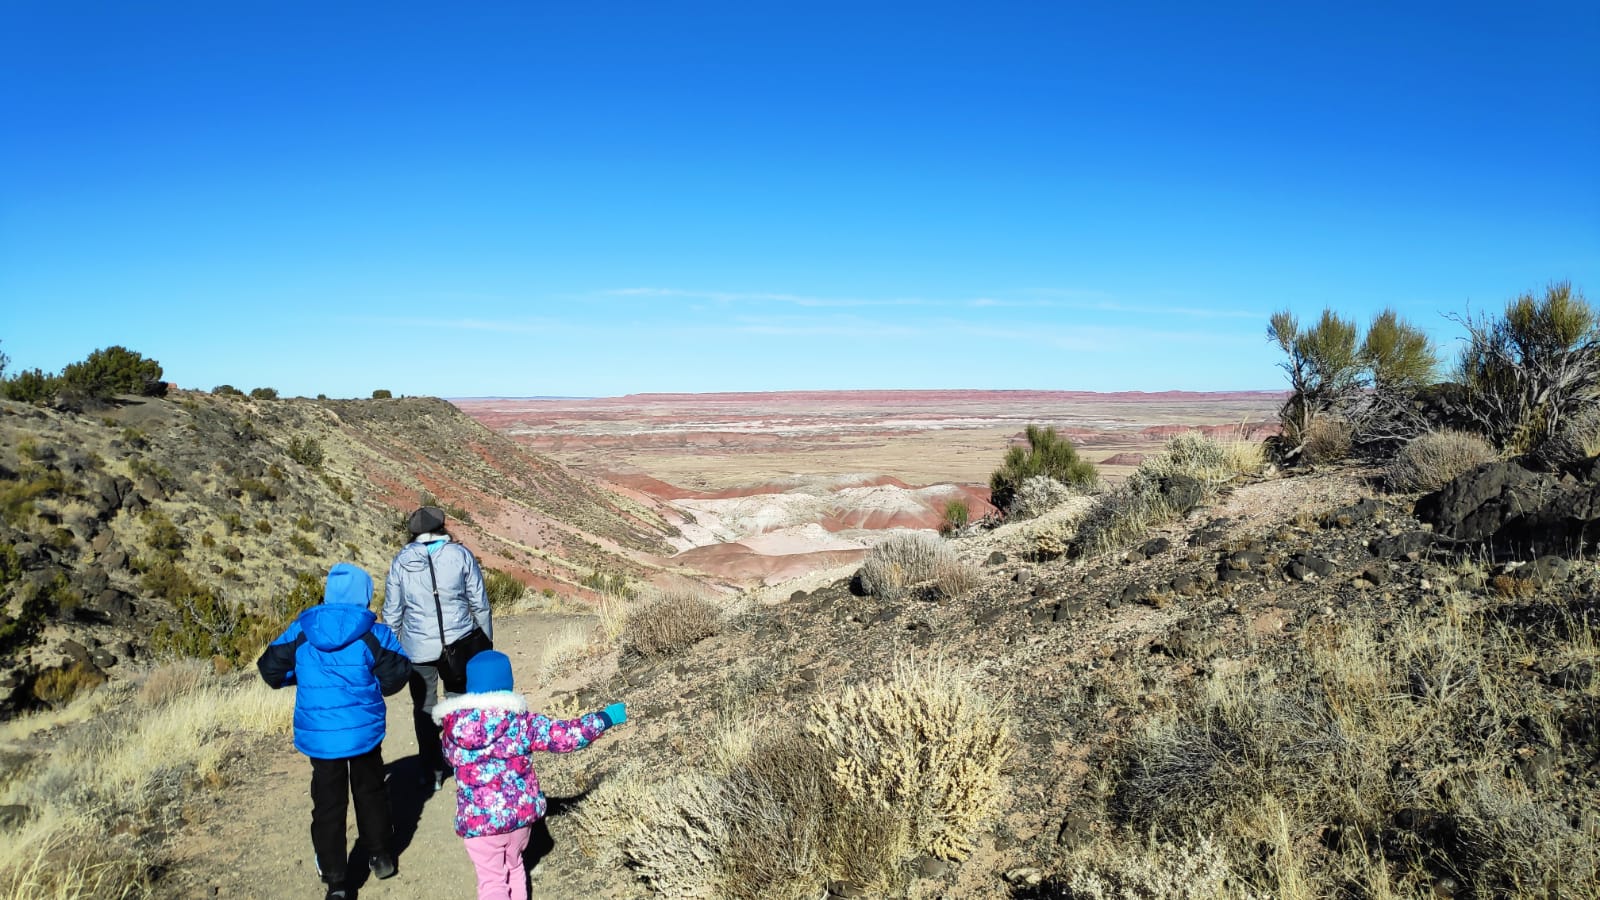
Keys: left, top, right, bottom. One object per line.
{"left": 857, "top": 532, "right": 956, "bottom": 601}
{"left": 932, "top": 555, "right": 980, "bottom": 599}
{"left": 539, "top": 621, "right": 600, "bottom": 682}
{"left": 1301, "top": 416, "right": 1353, "bottom": 464}
{"left": 1385, "top": 430, "right": 1497, "bottom": 493}
{"left": 1103, "top": 594, "right": 1600, "bottom": 898}
{"left": 622, "top": 590, "right": 723, "bottom": 661}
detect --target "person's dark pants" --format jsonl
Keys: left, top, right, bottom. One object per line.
{"left": 310, "top": 745, "right": 392, "bottom": 885}
{"left": 409, "top": 663, "right": 449, "bottom": 778}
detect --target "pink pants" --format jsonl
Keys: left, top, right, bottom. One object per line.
{"left": 463, "top": 826, "right": 532, "bottom": 900}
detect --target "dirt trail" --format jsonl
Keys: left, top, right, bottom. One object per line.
{"left": 170, "top": 611, "right": 636, "bottom": 900}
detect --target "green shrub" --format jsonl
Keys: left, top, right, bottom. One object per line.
{"left": 254, "top": 519, "right": 272, "bottom": 535}
{"left": 286, "top": 435, "right": 324, "bottom": 469}
{"left": 0, "top": 469, "right": 68, "bottom": 523}
{"left": 485, "top": 569, "right": 526, "bottom": 609}
{"left": 1452, "top": 281, "right": 1600, "bottom": 454}
{"left": 287, "top": 533, "right": 317, "bottom": 555}
{"left": 294, "top": 515, "right": 315, "bottom": 532}
{"left": 249, "top": 387, "right": 278, "bottom": 400}
{"left": 212, "top": 384, "right": 244, "bottom": 397}
{"left": 371, "top": 389, "right": 393, "bottom": 399}
{"left": 939, "top": 498, "right": 971, "bottom": 534}
{"left": 0, "top": 367, "right": 59, "bottom": 403}
{"left": 581, "top": 569, "right": 637, "bottom": 600}
{"left": 0, "top": 543, "right": 20, "bottom": 585}
{"left": 989, "top": 425, "right": 1097, "bottom": 513}
{"left": 1270, "top": 308, "right": 1438, "bottom": 460}
{"left": 143, "top": 508, "right": 186, "bottom": 560}
{"left": 59, "top": 345, "right": 166, "bottom": 399}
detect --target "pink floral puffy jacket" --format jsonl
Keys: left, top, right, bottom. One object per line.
{"left": 433, "top": 692, "right": 615, "bottom": 838}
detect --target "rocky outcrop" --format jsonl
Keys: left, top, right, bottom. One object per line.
{"left": 1415, "top": 459, "right": 1600, "bottom": 557}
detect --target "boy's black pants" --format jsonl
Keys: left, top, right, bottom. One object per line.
{"left": 309, "top": 745, "right": 392, "bottom": 885}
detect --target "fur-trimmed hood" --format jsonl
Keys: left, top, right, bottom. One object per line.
{"left": 433, "top": 691, "right": 529, "bottom": 754}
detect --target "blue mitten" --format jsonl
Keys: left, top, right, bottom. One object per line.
{"left": 603, "top": 702, "right": 627, "bottom": 726}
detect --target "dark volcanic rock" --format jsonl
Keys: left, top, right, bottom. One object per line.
{"left": 1412, "top": 460, "right": 1600, "bottom": 557}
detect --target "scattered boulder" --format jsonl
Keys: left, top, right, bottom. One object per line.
{"left": 1415, "top": 460, "right": 1600, "bottom": 556}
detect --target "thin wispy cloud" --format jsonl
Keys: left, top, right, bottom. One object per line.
{"left": 609, "top": 287, "right": 1259, "bottom": 319}
{"left": 605, "top": 288, "right": 933, "bottom": 308}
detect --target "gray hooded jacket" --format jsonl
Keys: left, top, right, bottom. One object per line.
{"left": 382, "top": 537, "right": 491, "bottom": 664}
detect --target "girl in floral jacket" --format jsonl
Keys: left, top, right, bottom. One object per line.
{"left": 432, "top": 650, "right": 625, "bottom": 900}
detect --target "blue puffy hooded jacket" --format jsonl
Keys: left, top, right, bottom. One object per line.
{"left": 257, "top": 563, "right": 411, "bottom": 759}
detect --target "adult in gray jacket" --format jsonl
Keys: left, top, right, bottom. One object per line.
{"left": 382, "top": 506, "right": 491, "bottom": 790}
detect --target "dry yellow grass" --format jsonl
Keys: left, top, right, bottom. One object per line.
{"left": 0, "top": 671, "right": 292, "bottom": 900}
{"left": 1102, "top": 593, "right": 1600, "bottom": 898}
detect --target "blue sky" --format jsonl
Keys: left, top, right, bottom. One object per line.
{"left": 2, "top": 1, "right": 1596, "bottom": 398}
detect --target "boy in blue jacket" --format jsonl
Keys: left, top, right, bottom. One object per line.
{"left": 258, "top": 563, "right": 411, "bottom": 900}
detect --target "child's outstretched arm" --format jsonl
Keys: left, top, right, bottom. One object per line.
{"left": 529, "top": 703, "right": 626, "bottom": 753}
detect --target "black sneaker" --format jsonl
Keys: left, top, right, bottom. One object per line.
{"left": 324, "top": 887, "right": 347, "bottom": 900}
{"left": 369, "top": 853, "right": 397, "bottom": 880}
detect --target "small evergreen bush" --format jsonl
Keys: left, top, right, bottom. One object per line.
{"left": 990, "top": 425, "right": 1097, "bottom": 513}
{"left": 371, "top": 389, "right": 393, "bottom": 399}
{"left": 485, "top": 569, "right": 526, "bottom": 609}
{"left": 249, "top": 387, "right": 278, "bottom": 400}
{"left": 286, "top": 435, "right": 324, "bottom": 469}
{"left": 939, "top": 498, "right": 970, "bottom": 534}
{"left": 59, "top": 345, "right": 166, "bottom": 400}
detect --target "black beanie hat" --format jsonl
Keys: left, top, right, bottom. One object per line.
{"left": 407, "top": 506, "right": 446, "bottom": 535}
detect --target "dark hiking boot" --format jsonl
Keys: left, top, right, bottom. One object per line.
{"left": 369, "top": 853, "right": 397, "bottom": 880}
{"left": 324, "top": 886, "right": 347, "bottom": 900}
{"left": 420, "top": 768, "right": 447, "bottom": 792}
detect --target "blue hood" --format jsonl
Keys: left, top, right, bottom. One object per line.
{"left": 300, "top": 563, "right": 376, "bottom": 651}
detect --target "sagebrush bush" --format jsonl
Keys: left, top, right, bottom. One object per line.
{"left": 1009, "top": 474, "right": 1075, "bottom": 520}
{"left": 1385, "top": 430, "right": 1497, "bottom": 492}
{"left": 577, "top": 660, "right": 1012, "bottom": 898}
{"left": 807, "top": 660, "right": 1014, "bottom": 862}
{"left": 857, "top": 531, "right": 955, "bottom": 601}
{"left": 990, "top": 425, "right": 1098, "bottom": 513}
{"left": 622, "top": 590, "right": 722, "bottom": 660}
{"left": 1453, "top": 281, "right": 1600, "bottom": 455}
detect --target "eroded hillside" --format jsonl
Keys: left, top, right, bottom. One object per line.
{"left": 0, "top": 392, "right": 684, "bottom": 717}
